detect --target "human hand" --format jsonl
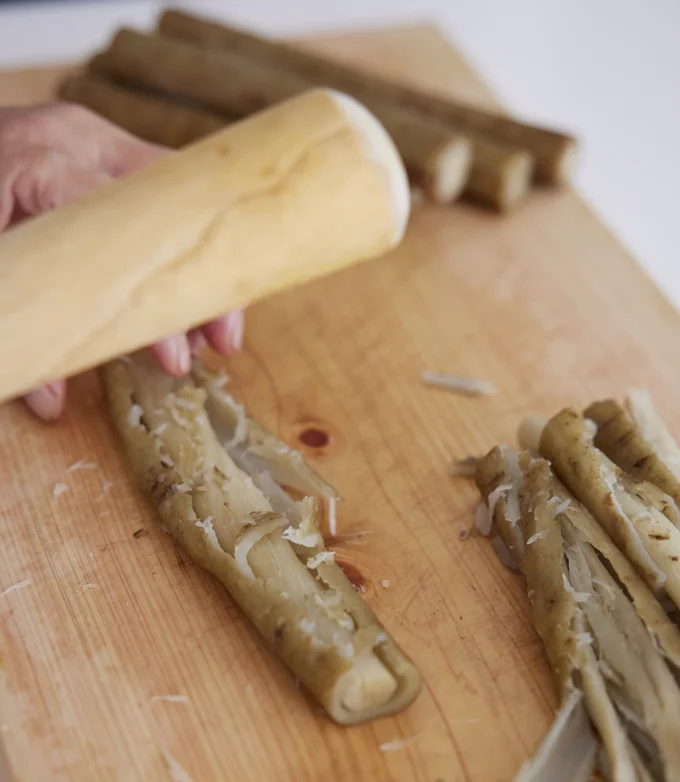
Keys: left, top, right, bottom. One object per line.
{"left": 0, "top": 101, "right": 244, "bottom": 421}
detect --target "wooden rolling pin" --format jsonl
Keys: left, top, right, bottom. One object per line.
{"left": 0, "top": 88, "right": 409, "bottom": 405}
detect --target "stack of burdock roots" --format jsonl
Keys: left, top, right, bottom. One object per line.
{"left": 475, "top": 391, "right": 680, "bottom": 782}
{"left": 57, "top": 8, "right": 578, "bottom": 213}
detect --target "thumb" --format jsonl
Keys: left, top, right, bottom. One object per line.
{"left": 23, "top": 379, "right": 67, "bottom": 422}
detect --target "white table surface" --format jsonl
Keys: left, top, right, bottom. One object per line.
{"left": 1, "top": 0, "right": 679, "bottom": 309}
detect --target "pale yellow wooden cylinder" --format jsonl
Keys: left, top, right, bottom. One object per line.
{"left": 0, "top": 88, "right": 409, "bottom": 404}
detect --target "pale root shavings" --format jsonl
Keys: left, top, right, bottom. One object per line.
{"left": 96, "top": 480, "right": 113, "bottom": 500}
{"left": 67, "top": 460, "right": 98, "bottom": 472}
{"left": 307, "top": 551, "right": 335, "bottom": 569}
{"left": 554, "top": 499, "right": 571, "bottom": 515}
{"left": 526, "top": 531, "right": 548, "bottom": 546}
{"left": 127, "top": 404, "right": 143, "bottom": 428}
{"left": 448, "top": 456, "right": 480, "bottom": 477}
{"left": 483, "top": 483, "right": 513, "bottom": 536}
{"left": 591, "top": 576, "right": 616, "bottom": 599}
{"left": 174, "top": 483, "right": 192, "bottom": 494}
{"left": 161, "top": 750, "right": 193, "bottom": 782}
{"left": 379, "top": 733, "right": 423, "bottom": 752}
{"left": 151, "top": 695, "right": 189, "bottom": 703}
{"left": 174, "top": 398, "right": 195, "bottom": 410}
{"left": 381, "top": 580, "right": 390, "bottom": 589}
{"left": 152, "top": 423, "right": 168, "bottom": 435}
{"left": 0, "top": 580, "right": 31, "bottom": 598}
{"left": 194, "top": 517, "right": 221, "bottom": 552}
{"left": 169, "top": 408, "right": 191, "bottom": 428}
{"left": 52, "top": 482, "right": 68, "bottom": 499}
{"left": 574, "top": 632, "right": 593, "bottom": 648}
{"left": 474, "top": 502, "right": 492, "bottom": 536}
{"left": 213, "top": 369, "right": 230, "bottom": 387}
{"left": 505, "top": 488, "right": 521, "bottom": 527}
{"left": 80, "top": 583, "right": 100, "bottom": 590}
{"left": 298, "top": 618, "right": 316, "bottom": 634}
{"left": 562, "top": 575, "right": 590, "bottom": 604}
{"left": 421, "top": 370, "right": 497, "bottom": 397}
{"left": 234, "top": 518, "right": 288, "bottom": 579}
{"left": 160, "top": 455, "right": 175, "bottom": 468}
{"left": 327, "top": 497, "right": 338, "bottom": 537}
{"left": 281, "top": 520, "right": 323, "bottom": 548}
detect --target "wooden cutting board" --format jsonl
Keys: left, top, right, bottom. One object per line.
{"left": 1, "top": 22, "right": 679, "bottom": 782}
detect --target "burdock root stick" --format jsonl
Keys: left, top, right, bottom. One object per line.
{"left": 102, "top": 351, "right": 421, "bottom": 725}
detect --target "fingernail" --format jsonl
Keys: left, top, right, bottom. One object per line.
{"left": 154, "top": 336, "right": 191, "bottom": 376}
{"left": 187, "top": 328, "right": 207, "bottom": 354}
{"left": 225, "top": 311, "right": 244, "bottom": 353}
{"left": 24, "top": 381, "right": 65, "bottom": 421}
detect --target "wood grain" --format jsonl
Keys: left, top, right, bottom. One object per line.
{"left": 1, "top": 23, "right": 679, "bottom": 782}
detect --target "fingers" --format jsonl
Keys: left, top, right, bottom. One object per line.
{"left": 187, "top": 327, "right": 207, "bottom": 354}
{"left": 0, "top": 176, "right": 16, "bottom": 232}
{"left": 200, "top": 311, "right": 245, "bottom": 356}
{"left": 149, "top": 334, "right": 192, "bottom": 377}
{"left": 12, "top": 159, "right": 113, "bottom": 217}
{"left": 23, "top": 379, "right": 67, "bottom": 422}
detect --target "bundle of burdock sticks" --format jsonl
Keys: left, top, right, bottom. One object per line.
{"left": 58, "top": 9, "right": 578, "bottom": 213}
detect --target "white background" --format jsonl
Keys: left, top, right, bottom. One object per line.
{"left": 1, "top": 0, "right": 679, "bottom": 307}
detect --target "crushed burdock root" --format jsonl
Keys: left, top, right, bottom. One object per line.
{"left": 421, "top": 370, "right": 497, "bottom": 397}
{"left": 473, "top": 391, "right": 680, "bottom": 781}
{"left": 102, "top": 350, "right": 421, "bottom": 725}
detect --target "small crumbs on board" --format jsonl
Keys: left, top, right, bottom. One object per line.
{"left": 133, "top": 529, "right": 148, "bottom": 539}
{"left": 161, "top": 750, "right": 193, "bottom": 782}
{"left": 151, "top": 695, "right": 189, "bottom": 704}
{"left": 52, "top": 482, "right": 68, "bottom": 500}
{"left": 79, "top": 583, "right": 100, "bottom": 591}
{"left": 381, "top": 580, "right": 390, "bottom": 589}
{"left": 421, "top": 370, "right": 497, "bottom": 397}
{"left": 0, "top": 580, "right": 31, "bottom": 598}
{"left": 379, "top": 733, "right": 423, "bottom": 752}
{"left": 96, "top": 480, "right": 113, "bottom": 500}
{"left": 327, "top": 497, "right": 337, "bottom": 537}
{"left": 67, "top": 460, "right": 98, "bottom": 472}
